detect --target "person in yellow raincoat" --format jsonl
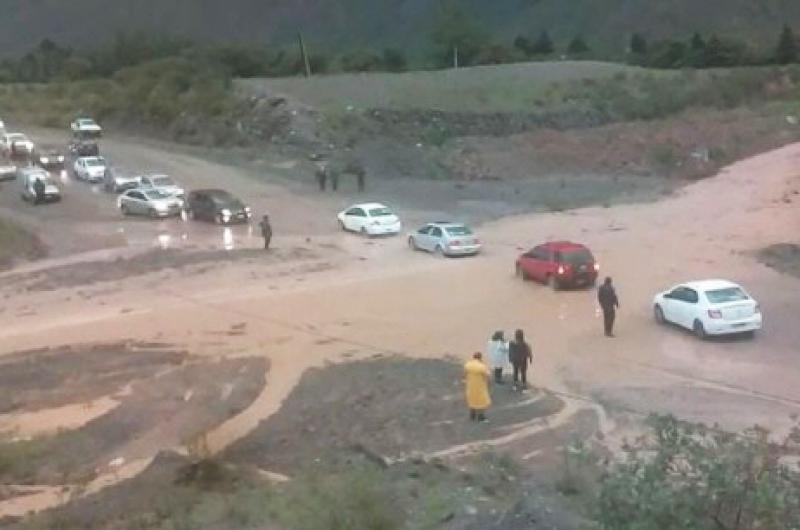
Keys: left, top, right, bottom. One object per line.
{"left": 464, "top": 352, "right": 491, "bottom": 422}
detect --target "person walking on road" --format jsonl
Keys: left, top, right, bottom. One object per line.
{"left": 315, "top": 163, "right": 328, "bottom": 191}
{"left": 509, "top": 329, "right": 532, "bottom": 391}
{"left": 598, "top": 276, "right": 620, "bottom": 337}
{"left": 487, "top": 331, "right": 508, "bottom": 384}
{"left": 464, "top": 352, "right": 491, "bottom": 422}
{"left": 33, "top": 177, "right": 45, "bottom": 205}
{"left": 259, "top": 214, "right": 272, "bottom": 250}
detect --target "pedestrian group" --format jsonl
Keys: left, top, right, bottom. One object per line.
{"left": 464, "top": 276, "right": 620, "bottom": 422}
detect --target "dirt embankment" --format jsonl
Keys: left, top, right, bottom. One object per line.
{"left": 0, "top": 342, "right": 266, "bottom": 487}
{"left": 7, "top": 358, "right": 594, "bottom": 530}
{"left": 0, "top": 217, "right": 46, "bottom": 271}
{"left": 759, "top": 243, "right": 800, "bottom": 279}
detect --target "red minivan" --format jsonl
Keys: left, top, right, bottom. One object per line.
{"left": 515, "top": 241, "right": 599, "bottom": 289}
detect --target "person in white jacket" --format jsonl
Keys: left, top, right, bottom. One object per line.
{"left": 487, "top": 331, "right": 509, "bottom": 384}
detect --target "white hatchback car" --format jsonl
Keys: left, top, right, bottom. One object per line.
{"left": 73, "top": 156, "right": 107, "bottom": 183}
{"left": 337, "top": 202, "right": 402, "bottom": 236}
{"left": 653, "top": 279, "right": 762, "bottom": 339}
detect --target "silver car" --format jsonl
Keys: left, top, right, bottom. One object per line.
{"left": 137, "top": 174, "right": 185, "bottom": 198}
{"left": 408, "top": 222, "right": 482, "bottom": 257}
{"left": 104, "top": 167, "right": 141, "bottom": 193}
{"left": 118, "top": 188, "right": 184, "bottom": 218}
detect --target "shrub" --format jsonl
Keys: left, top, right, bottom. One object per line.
{"left": 597, "top": 415, "right": 800, "bottom": 530}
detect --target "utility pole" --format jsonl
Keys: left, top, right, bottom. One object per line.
{"left": 453, "top": 45, "right": 459, "bottom": 69}
{"left": 298, "top": 32, "right": 312, "bottom": 77}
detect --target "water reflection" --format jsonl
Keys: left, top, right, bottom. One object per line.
{"left": 222, "top": 227, "right": 234, "bottom": 250}
{"left": 157, "top": 233, "right": 171, "bottom": 250}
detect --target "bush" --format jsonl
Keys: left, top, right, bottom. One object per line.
{"left": 597, "top": 415, "right": 800, "bottom": 530}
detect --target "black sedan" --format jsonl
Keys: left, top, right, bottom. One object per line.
{"left": 33, "top": 149, "right": 66, "bottom": 172}
{"left": 185, "top": 189, "right": 252, "bottom": 224}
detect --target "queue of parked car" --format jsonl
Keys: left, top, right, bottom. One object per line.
{"left": 0, "top": 117, "right": 762, "bottom": 342}
{"left": 0, "top": 116, "right": 253, "bottom": 225}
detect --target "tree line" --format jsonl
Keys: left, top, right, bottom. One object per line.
{"left": 1, "top": 16, "right": 800, "bottom": 84}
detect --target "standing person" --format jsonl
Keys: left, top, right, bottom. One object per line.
{"left": 356, "top": 165, "right": 365, "bottom": 192}
{"left": 598, "top": 277, "right": 620, "bottom": 337}
{"left": 487, "top": 331, "right": 508, "bottom": 384}
{"left": 509, "top": 329, "right": 532, "bottom": 391}
{"left": 33, "top": 177, "right": 45, "bottom": 205}
{"left": 330, "top": 167, "right": 339, "bottom": 191}
{"left": 315, "top": 163, "right": 327, "bottom": 191}
{"left": 258, "top": 214, "right": 272, "bottom": 250}
{"left": 464, "top": 352, "right": 491, "bottom": 422}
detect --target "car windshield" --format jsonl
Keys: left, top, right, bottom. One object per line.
{"left": 368, "top": 207, "right": 393, "bottom": 217}
{"left": 445, "top": 226, "right": 472, "bottom": 236}
{"left": 211, "top": 193, "right": 241, "bottom": 207}
{"left": 86, "top": 158, "right": 105, "bottom": 167}
{"left": 152, "top": 176, "right": 174, "bottom": 186}
{"left": 9, "top": 134, "right": 26, "bottom": 141}
{"left": 79, "top": 119, "right": 95, "bottom": 125}
{"left": 705, "top": 287, "right": 749, "bottom": 304}
{"left": 144, "top": 190, "right": 171, "bottom": 200}
{"left": 561, "top": 249, "right": 594, "bottom": 264}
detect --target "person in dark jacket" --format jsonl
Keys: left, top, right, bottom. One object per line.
{"left": 315, "top": 163, "right": 327, "bottom": 191}
{"left": 509, "top": 329, "right": 532, "bottom": 391}
{"left": 259, "top": 214, "right": 272, "bottom": 250}
{"left": 33, "top": 177, "right": 45, "bottom": 204}
{"left": 598, "top": 277, "right": 620, "bottom": 337}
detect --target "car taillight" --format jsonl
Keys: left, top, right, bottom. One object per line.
{"left": 708, "top": 309, "right": 722, "bottom": 319}
{"left": 557, "top": 265, "right": 565, "bottom": 275}
{"left": 474, "top": 238, "right": 481, "bottom": 244}
{"left": 593, "top": 263, "right": 600, "bottom": 271}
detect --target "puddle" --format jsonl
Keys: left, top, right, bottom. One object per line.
{"left": 0, "top": 396, "right": 120, "bottom": 439}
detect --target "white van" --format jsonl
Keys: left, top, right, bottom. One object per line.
{"left": 18, "top": 167, "right": 61, "bottom": 204}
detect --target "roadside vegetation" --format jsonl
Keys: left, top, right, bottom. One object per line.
{"left": 0, "top": 217, "right": 46, "bottom": 270}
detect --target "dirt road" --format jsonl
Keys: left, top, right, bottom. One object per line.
{"left": 0, "top": 129, "right": 799, "bottom": 515}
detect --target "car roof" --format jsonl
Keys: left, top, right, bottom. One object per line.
{"left": 541, "top": 241, "right": 588, "bottom": 251}
{"left": 428, "top": 221, "right": 467, "bottom": 228}
{"left": 349, "top": 202, "right": 388, "bottom": 210}
{"left": 193, "top": 188, "right": 232, "bottom": 197}
{"left": 681, "top": 279, "right": 741, "bottom": 291}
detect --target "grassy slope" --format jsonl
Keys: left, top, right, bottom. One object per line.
{"left": 2, "top": 0, "right": 800, "bottom": 56}
{"left": 0, "top": 217, "right": 47, "bottom": 270}
{"left": 237, "top": 60, "right": 646, "bottom": 113}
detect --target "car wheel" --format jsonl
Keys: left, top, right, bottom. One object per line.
{"left": 120, "top": 204, "right": 129, "bottom": 216}
{"left": 654, "top": 305, "right": 665, "bottom": 324}
{"left": 338, "top": 219, "right": 346, "bottom": 232}
{"left": 435, "top": 245, "right": 445, "bottom": 257}
{"left": 149, "top": 208, "right": 159, "bottom": 219}
{"left": 408, "top": 236, "right": 417, "bottom": 250}
{"left": 693, "top": 320, "right": 707, "bottom": 340}
{"left": 516, "top": 263, "right": 528, "bottom": 280}
{"left": 360, "top": 226, "right": 368, "bottom": 237}
{"left": 547, "top": 275, "right": 560, "bottom": 290}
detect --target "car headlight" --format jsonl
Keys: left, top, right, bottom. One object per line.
{"left": 40, "top": 157, "right": 49, "bottom": 164}
{"left": 154, "top": 202, "right": 168, "bottom": 210}
{"left": 244, "top": 206, "right": 251, "bottom": 213}
{"left": 57, "top": 156, "right": 64, "bottom": 162}
{"left": 221, "top": 209, "right": 231, "bottom": 217}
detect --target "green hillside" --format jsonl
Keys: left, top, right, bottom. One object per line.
{"left": 0, "top": 0, "right": 799, "bottom": 58}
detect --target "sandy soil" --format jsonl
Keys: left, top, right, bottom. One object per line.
{"left": 0, "top": 125, "right": 799, "bottom": 521}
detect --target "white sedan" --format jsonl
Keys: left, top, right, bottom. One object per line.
{"left": 71, "top": 118, "right": 102, "bottom": 136}
{"left": 653, "top": 279, "right": 762, "bottom": 339}
{"left": 337, "top": 202, "right": 402, "bottom": 236}
{"left": 73, "top": 156, "right": 107, "bottom": 183}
